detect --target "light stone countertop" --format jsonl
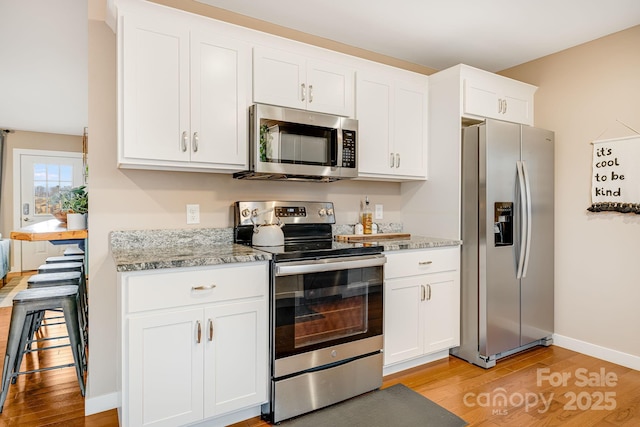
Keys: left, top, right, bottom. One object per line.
{"left": 380, "top": 236, "right": 462, "bottom": 252}
{"left": 110, "top": 228, "right": 270, "bottom": 272}
{"left": 109, "top": 227, "right": 460, "bottom": 272}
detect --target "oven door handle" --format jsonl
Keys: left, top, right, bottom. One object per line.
{"left": 275, "top": 254, "right": 386, "bottom": 276}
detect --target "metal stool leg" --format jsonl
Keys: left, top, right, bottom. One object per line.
{"left": 0, "top": 304, "right": 28, "bottom": 412}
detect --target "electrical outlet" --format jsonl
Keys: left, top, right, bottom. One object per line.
{"left": 186, "top": 204, "right": 200, "bottom": 224}
{"left": 375, "top": 204, "right": 383, "bottom": 220}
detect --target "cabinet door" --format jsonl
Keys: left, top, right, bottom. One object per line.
{"left": 393, "top": 77, "right": 428, "bottom": 179}
{"left": 128, "top": 309, "right": 204, "bottom": 427}
{"left": 423, "top": 271, "right": 460, "bottom": 354}
{"left": 383, "top": 276, "right": 423, "bottom": 365}
{"left": 356, "top": 71, "right": 393, "bottom": 177}
{"left": 306, "top": 59, "right": 354, "bottom": 116}
{"left": 203, "top": 299, "right": 268, "bottom": 418}
{"left": 121, "top": 11, "right": 190, "bottom": 163}
{"left": 253, "top": 46, "right": 306, "bottom": 110}
{"left": 463, "top": 73, "right": 535, "bottom": 125}
{"left": 190, "top": 31, "right": 250, "bottom": 169}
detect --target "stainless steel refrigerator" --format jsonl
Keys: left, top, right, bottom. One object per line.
{"left": 451, "top": 119, "right": 554, "bottom": 368}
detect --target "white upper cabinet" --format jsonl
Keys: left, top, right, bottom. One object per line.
{"left": 356, "top": 67, "right": 428, "bottom": 181}
{"left": 118, "top": 1, "right": 250, "bottom": 173}
{"left": 461, "top": 65, "right": 536, "bottom": 125}
{"left": 253, "top": 46, "right": 355, "bottom": 117}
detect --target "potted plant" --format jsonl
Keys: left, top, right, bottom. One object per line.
{"left": 52, "top": 185, "right": 88, "bottom": 230}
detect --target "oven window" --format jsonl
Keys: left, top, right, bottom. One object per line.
{"left": 274, "top": 264, "right": 383, "bottom": 359}
{"left": 260, "top": 120, "right": 337, "bottom": 166}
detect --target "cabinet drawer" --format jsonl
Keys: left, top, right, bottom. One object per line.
{"left": 384, "top": 247, "right": 459, "bottom": 279}
{"left": 124, "top": 262, "right": 268, "bottom": 313}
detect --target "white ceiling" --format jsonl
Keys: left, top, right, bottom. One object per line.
{"left": 0, "top": 0, "right": 87, "bottom": 136}
{"left": 196, "top": 0, "right": 640, "bottom": 72}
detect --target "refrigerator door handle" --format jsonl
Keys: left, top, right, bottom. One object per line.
{"left": 516, "top": 161, "right": 528, "bottom": 279}
{"left": 522, "top": 160, "right": 533, "bottom": 277}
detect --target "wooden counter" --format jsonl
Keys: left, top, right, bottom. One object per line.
{"left": 10, "top": 219, "right": 88, "bottom": 242}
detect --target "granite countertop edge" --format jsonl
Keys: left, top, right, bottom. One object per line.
{"left": 109, "top": 227, "right": 461, "bottom": 272}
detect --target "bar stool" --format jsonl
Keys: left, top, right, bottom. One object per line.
{"left": 27, "top": 272, "right": 87, "bottom": 347}
{"left": 45, "top": 255, "right": 85, "bottom": 264}
{"left": 0, "top": 285, "right": 85, "bottom": 412}
{"left": 64, "top": 246, "right": 85, "bottom": 256}
{"left": 38, "top": 262, "right": 84, "bottom": 274}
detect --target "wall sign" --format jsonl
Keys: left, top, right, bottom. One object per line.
{"left": 588, "top": 135, "right": 640, "bottom": 214}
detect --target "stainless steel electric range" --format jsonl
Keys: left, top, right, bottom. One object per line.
{"left": 234, "top": 201, "right": 385, "bottom": 423}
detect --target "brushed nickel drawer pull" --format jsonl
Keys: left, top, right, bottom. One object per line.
{"left": 418, "top": 261, "right": 433, "bottom": 266}
{"left": 192, "top": 284, "right": 216, "bottom": 291}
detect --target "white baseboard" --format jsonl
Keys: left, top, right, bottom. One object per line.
{"left": 383, "top": 350, "right": 450, "bottom": 376}
{"left": 553, "top": 333, "right": 640, "bottom": 371}
{"left": 85, "top": 392, "right": 119, "bottom": 416}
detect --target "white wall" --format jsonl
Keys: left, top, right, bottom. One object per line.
{"left": 501, "top": 25, "right": 640, "bottom": 363}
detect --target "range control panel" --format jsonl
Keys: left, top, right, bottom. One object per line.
{"left": 235, "top": 201, "right": 335, "bottom": 226}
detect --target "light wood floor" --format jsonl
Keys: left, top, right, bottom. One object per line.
{"left": 0, "top": 274, "right": 637, "bottom": 426}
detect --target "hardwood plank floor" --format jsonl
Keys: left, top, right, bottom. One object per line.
{"left": 232, "top": 346, "right": 640, "bottom": 427}
{"left": 0, "top": 274, "right": 637, "bottom": 426}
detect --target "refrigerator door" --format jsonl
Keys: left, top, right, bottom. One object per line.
{"left": 480, "top": 120, "right": 522, "bottom": 358}
{"left": 520, "top": 126, "right": 554, "bottom": 345}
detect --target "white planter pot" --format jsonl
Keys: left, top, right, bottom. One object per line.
{"left": 66, "top": 213, "right": 87, "bottom": 230}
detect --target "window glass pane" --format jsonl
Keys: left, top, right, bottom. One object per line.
{"left": 60, "top": 165, "right": 73, "bottom": 182}
{"left": 34, "top": 163, "right": 47, "bottom": 180}
{"left": 47, "top": 164, "right": 60, "bottom": 181}
{"left": 31, "top": 162, "right": 77, "bottom": 216}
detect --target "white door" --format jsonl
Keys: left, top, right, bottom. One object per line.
{"left": 17, "top": 150, "right": 83, "bottom": 271}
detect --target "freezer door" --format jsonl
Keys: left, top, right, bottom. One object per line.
{"left": 520, "top": 126, "right": 554, "bottom": 345}
{"left": 480, "top": 120, "right": 522, "bottom": 357}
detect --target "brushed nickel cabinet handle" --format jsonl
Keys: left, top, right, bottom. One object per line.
{"left": 418, "top": 261, "right": 433, "bottom": 266}
{"left": 192, "top": 132, "right": 199, "bottom": 152}
{"left": 301, "top": 83, "right": 306, "bottom": 102}
{"left": 196, "top": 321, "right": 202, "bottom": 344}
{"left": 208, "top": 319, "right": 214, "bottom": 341}
{"left": 421, "top": 284, "right": 426, "bottom": 301}
{"left": 427, "top": 284, "right": 432, "bottom": 301}
{"left": 309, "top": 84, "right": 313, "bottom": 102}
{"left": 396, "top": 153, "right": 400, "bottom": 168}
{"left": 181, "top": 131, "right": 188, "bottom": 152}
{"left": 390, "top": 153, "right": 395, "bottom": 168}
{"left": 191, "top": 284, "right": 216, "bottom": 291}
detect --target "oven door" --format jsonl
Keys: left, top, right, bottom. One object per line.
{"left": 272, "top": 254, "right": 385, "bottom": 372}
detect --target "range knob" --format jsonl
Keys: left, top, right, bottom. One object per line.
{"left": 318, "top": 208, "right": 326, "bottom": 217}
{"left": 327, "top": 208, "right": 334, "bottom": 216}
{"left": 241, "top": 208, "right": 251, "bottom": 218}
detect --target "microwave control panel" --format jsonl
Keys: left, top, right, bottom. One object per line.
{"left": 341, "top": 130, "right": 356, "bottom": 168}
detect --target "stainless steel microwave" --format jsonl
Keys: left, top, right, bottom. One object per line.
{"left": 233, "top": 104, "right": 358, "bottom": 182}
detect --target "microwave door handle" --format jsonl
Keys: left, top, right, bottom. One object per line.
{"left": 275, "top": 254, "right": 386, "bottom": 277}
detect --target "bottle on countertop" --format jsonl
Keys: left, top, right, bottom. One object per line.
{"left": 362, "top": 196, "right": 373, "bottom": 235}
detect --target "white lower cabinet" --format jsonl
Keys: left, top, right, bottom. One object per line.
{"left": 383, "top": 247, "right": 460, "bottom": 367}
{"left": 119, "top": 262, "right": 269, "bottom": 427}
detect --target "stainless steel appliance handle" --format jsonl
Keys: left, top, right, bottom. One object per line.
{"left": 522, "top": 160, "right": 533, "bottom": 278}
{"left": 275, "top": 254, "right": 386, "bottom": 276}
{"left": 516, "top": 161, "right": 527, "bottom": 279}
